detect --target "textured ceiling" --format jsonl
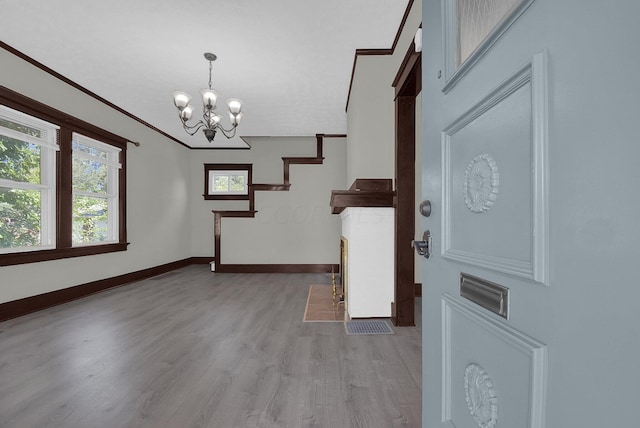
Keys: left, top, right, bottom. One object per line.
{"left": 1, "top": 0, "right": 410, "bottom": 148}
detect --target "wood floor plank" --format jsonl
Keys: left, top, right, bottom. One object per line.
{"left": 0, "top": 266, "right": 421, "bottom": 428}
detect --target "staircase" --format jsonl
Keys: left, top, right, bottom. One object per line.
{"left": 212, "top": 134, "right": 342, "bottom": 273}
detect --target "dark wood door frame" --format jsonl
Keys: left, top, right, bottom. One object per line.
{"left": 391, "top": 40, "right": 421, "bottom": 326}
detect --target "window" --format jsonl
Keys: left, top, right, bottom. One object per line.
{"left": 204, "top": 164, "right": 251, "bottom": 200}
{"left": 0, "top": 106, "right": 58, "bottom": 253}
{"left": 0, "top": 87, "right": 127, "bottom": 266}
{"left": 72, "top": 133, "right": 121, "bottom": 245}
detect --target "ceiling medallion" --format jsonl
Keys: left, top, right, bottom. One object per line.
{"left": 464, "top": 363, "right": 498, "bottom": 428}
{"left": 463, "top": 153, "right": 499, "bottom": 213}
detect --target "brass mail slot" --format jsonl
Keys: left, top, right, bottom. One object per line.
{"left": 460, "top": 273, "right": 509, "bottom": 319}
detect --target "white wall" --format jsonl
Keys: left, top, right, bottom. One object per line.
{"left": 190, "top": 136, "right": 346, "bottom": 264}
{"left": 346, "top": 0, "right": 422, "bottom": 186}
{"left": 0, "top": 48, "right": 192, "bottom": 304}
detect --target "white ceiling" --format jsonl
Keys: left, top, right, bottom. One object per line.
{"left": 1, "top": 0, "right": 410, "bottom": 148}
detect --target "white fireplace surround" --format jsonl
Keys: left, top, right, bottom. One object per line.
{"left": 340, "top": 207, "right": 394, "bottom": 318}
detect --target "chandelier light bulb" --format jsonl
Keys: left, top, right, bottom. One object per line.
{"left": 180, "top": 105, "right": 195, "bottom": 121}
{"left": 172, "top": 91, "right": 191, "bottom": 110}
{"left": 229, "top": 111, "right": 244, "bottom": 127}
{"left": 200, "top": 88, "right": 220, "bottom": 110}
{"left": 226, "top": 98, "right": 243, "bottom": 114}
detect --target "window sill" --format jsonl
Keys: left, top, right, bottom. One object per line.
{"left": 0, "top": 242, "right": 128, "bottom": 266}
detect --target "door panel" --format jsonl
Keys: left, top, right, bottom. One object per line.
{"left": 442, "top": 54, "right": 547, "bottom": 284}
{"left": 442, "top": 294, "right": 546, "bottom": 427}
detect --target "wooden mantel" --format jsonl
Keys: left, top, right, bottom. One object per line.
{"left": 330, "top": 179, "right": 395, "bottom": 214}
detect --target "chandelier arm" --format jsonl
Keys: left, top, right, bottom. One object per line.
{"left": 216, "top": 124, "right": 238, "bottom": 138}
{"left": 180, "top": 119, "right": 206, "bottom": 136}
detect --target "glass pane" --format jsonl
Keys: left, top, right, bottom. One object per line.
{"left": 72, "top": 139, "right": 108, "bottom": 159}
{"left": 0, "top": 134, "right": 41, "bottom": 183}
{"left": 230, "top": 175, "right": 246, "bottom": 192}
{"left": 456, "top": 0, "right": 520, "bottom": 66}
{"left": 0, "top": 187, "right": 42, "bottom": 249}
{"left": 0, "top": 117, "right": 42, "bottom": 138}
{"left": 73, "top": 157, "right": 107, "bottom": 194}
{"left": 72, "top": 195, "right": 108, "bottom": 244}
{"left": 213, "top": 175, "right": 229, "bottom": 192}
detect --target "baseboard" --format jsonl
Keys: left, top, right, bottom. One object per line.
{"left": 0, "top": 257, "right": 206, "bottom": 322}
{"left": 0, "top": 258, "right": 337, "bottom": 322}
{"left": 190, "top": 257, "right": 215, "bottom": 265}
{"left": 215, "top": 264, "right": 339, "bottom": 274}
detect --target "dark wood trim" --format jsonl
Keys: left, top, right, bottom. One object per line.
{"left": 330, "top": 179, "right": 395, "bottom": 214}
{"left": 191, "top": 257, "right": 215, "bottom": 264}
{"left": 316, "top": 134, "right": 347, "bottom": 139}
{"left": 212, "top": 210, "right": 258, "bottom": 218}
{"left": 391, "top": 0, "right": 416, "bottom": 53}
{"left": 415, "top": 283, "right": 422, "bottom": 297}
{"left": 0, "top": 258, "right": 200, "bottom": 322}
{"left": 1, "top": 43, "right": 345, "bottom": 152}
{"left": 0, "top": 243, "right": 129, "bottom": 267}
{"left": 0, "top": 86, "right": 128, "bottom": 266}
{"left": 190, "top": 146, "right": 251, "bottom": 150}
{"left": 345, "top": 49, "right": 393, "bottom": 112}
{"left": 203, "top": 163, "right": 252, "bottom": 200}
{"left": 57, "top": 128, "right": 73, "bottom": 249}
{"left": 251, "top": 184, "right": 291, "bottom": 191}
{"left": 0, "top": 86, "right": 127, "bottom": 148}
{"left": 392, "top": 40, "right": 422, "bottom": 98}
{"left": 283, "top": 157, "right": 324, "bottom": 185}
{"left": 391, "top": 42, "right": 422, "bottom": 327}
{"left": 393, "top": 96, "right": 417, "bottom": 327}
{"left": 214, "top": 136, "right": 333, "bottom": 271}
{"left": 216, "top": 264, "right": 339, "bottom": 274}
{"left": 0, "top": 42, "right": 191, "bottom": 149}
{"left": 0, "top": 256, "right": 338, "bottom": 322}
{"left": 330, "top": 190, "right": 395, "bottom": 214}
{"left": 345, "top": 0, "right": 417, "bottom": 111}
{"left": 213, "top": 210, "right": 258, "bottom": 271}
{"left": 349, "top": 178, "right": 393, "bottom": 192}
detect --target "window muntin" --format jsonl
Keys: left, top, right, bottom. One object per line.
{"left": 72, "top": 133, "right": 121, "bottom": 246}
{"left": 0, "top": 106, "right": 58, "bottom": 253}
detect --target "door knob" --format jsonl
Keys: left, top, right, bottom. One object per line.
{"left": 418, "top": 200, "right": 431, "bottom": 217}
{"left": 412, "top": 230, "right": 432, "bottom": 259}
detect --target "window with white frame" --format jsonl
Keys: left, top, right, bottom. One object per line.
{"left": 0, "top": 105, "right": 58, "bottom": 253}
{"left": 72, "top": 133, "right": 121, "bottom": 245}
{"left": 204, "top": 164, "right": 251, "bottom": 200}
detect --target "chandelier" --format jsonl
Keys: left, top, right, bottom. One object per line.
{"left": 171, "top": 53, "right": 243, "bottom": 142}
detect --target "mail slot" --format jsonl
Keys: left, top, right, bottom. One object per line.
{"left": 460, "top": 273, "right": 509, "bottom": 319}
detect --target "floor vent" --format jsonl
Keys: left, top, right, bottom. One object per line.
{"left": 345, "top": 320, "right": 394, "bottom": 335}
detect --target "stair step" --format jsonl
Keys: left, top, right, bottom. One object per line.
{"left": 212, "top": 210, "right": 258, "bottom": 218}
{"left": 251, "top": 183, "right": 291, "bottom": 191}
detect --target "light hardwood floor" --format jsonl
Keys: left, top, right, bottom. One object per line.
{"left": 0, "top": 266, "right": 421, "bottom": 428}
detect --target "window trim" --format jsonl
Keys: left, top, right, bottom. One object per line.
{"left": 203, "top": 163, "right": 252, "bottom": 200}
{"left": 0, "top": 86, "right": 127, "bottom": 266}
